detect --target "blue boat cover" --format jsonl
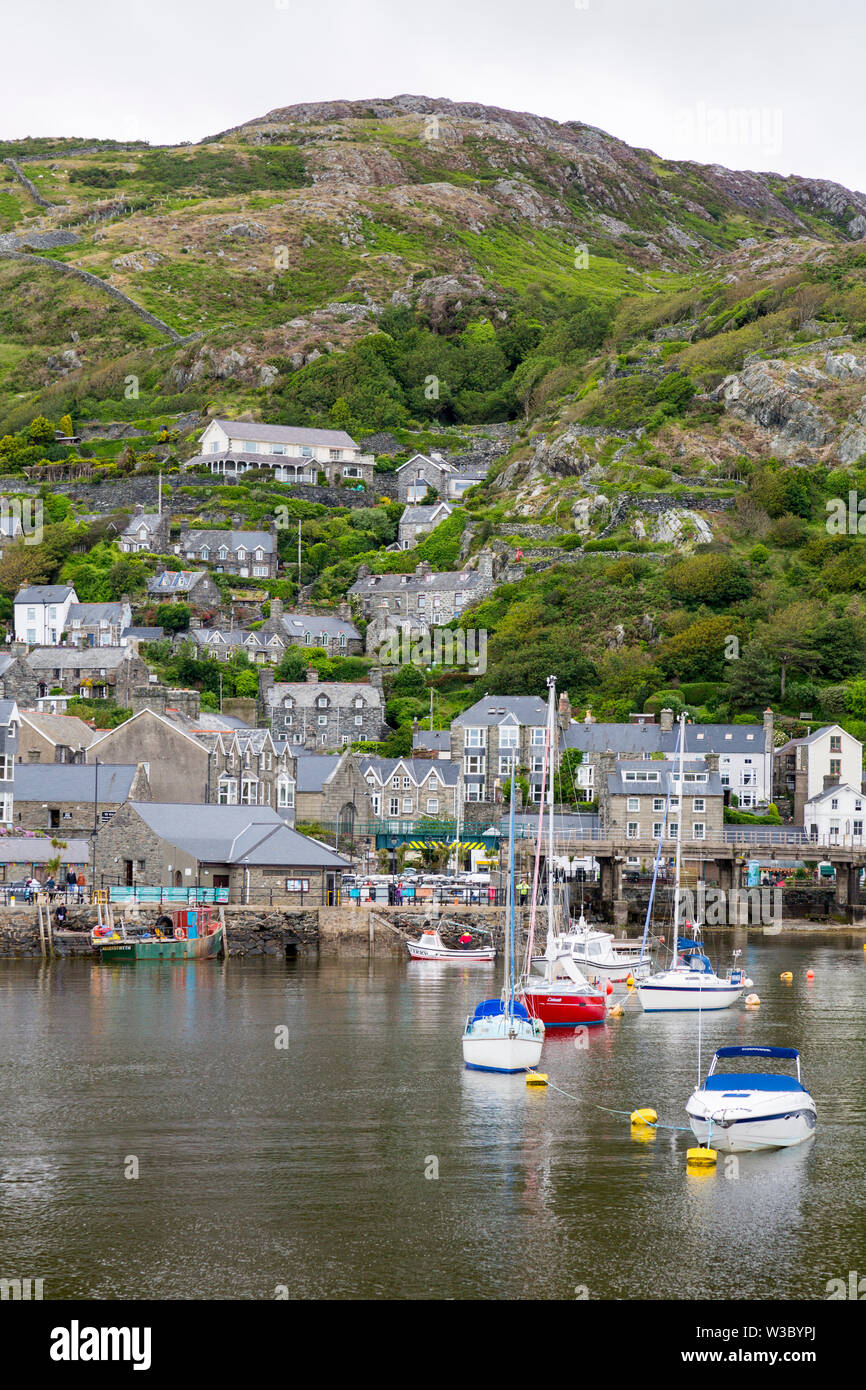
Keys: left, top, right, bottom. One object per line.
{"left": 703, "top": 1073, "right": 806, "bottom": 1093}
{"left": 677, "top": 937, "right": 705, "bottom": 951}
{"left": 471, "top": 998, "right": 531, "bottom": 1022}
{"left": 685, "top": 953, "right": 713, "bottom": 974}
{"left": 715, "top": 1045, "right": 799, "bottom": 1060}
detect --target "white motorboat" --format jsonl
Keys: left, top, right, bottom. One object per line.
{"left": 539, "top": 913, "right": 651, "bottom": 986}
{"left": 637, "top": 941, "right": 744, "bottom": 1012}
{"left": 462, "top": 761, "right": 544, "bottom": 1072}
{"left": 407, "top": 926, "right": 495, "bottom": 962}
{"left": 686, "top": 1046, "right": 817, "bottom": 1152}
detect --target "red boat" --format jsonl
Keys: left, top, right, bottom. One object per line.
{"left": 520, "top": 971, "right": 607, "bottom": 1027}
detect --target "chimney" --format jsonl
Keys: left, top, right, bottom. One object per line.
{"left": 415, "top": 560, "right": 432, "bottom": 578}
{"left": 270, "top": 597, "right": 283, "bottom": 621}
{"left": 823, "top": 772, "right": 841, "bottom": 790}
{"left": 763, "top": 706, "right": 774, "bottom": 752}
{"left": 558, "top": 691, "right": 572, "bottom": 731}
{"left": 660, "top": 707, "right": 674, "bottom": 733}
{"left": 305, "top": 669, "right": 318, "bottom": 684}
{"left": 706, "top": 752, "right": 719, "bottom": 772}
{"left": 584, "top": 707, "right": 595, "bottom": 725}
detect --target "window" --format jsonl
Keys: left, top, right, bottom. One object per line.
{"left": 627, "top": 796, "right": 640, "bottom": 813}
{"left": 464, "top": 754, "right": 485, "bottom": 775}
{"left": 389, "top": 797, "right": 399, "bottom": 816}
{"left": 402, "top": 798, "right": 413, "bottom": 813}
{"left": 218, "top": 777, "right": 238, "bottom": 805}
{"left": 317, "top": 715, "right": 328, "bottom": 726}
{"left": 693, "top": 823, "right": 706, "bottom": 841}
{"left": 653, "top": 822, "right": 664, "bottom": 840}
{"left": 426, "top": 798, "right": 439, "bottom": 814}
{"left": 830, "top": 735, "right": 842, "bottom": 753}
{"left": 623, "top": 771, "right": 659, "bottom": 783}
{"left": 855, "top": 820, "right": 863, "bottom": 837}
{"left": 354, "top": 715, "right": 363, "bottom": 726}
{"left": 530, "top": 728, "right": 545, "bottom": 745}
{"left": 464, "top": 785, "right": 482, "bottom": 802}
{"left": 830, "top": 760, "right": 842, "bottom": 777}
{"left": 652, "top": 798, "right": 665, "bottom": 813}
{"left": 0, "top": 755, "right": 13, "bottom": 779}
{"left": 241, "top": 779, "right": 259, "bottom": 805}
{"left": 277, "top": 777, "right": 295, "bottom": 809}
{"left": 626, "top": 822, "right": 640, "bottom": 839}
{"left": 668, "top": 822, "right": 678, "bottom": 838}
{"left": 831, "top": 798, "right": 839, "bottom": 810}
{"left": 499, "top": 726, "right": 519, "bottom": 749}
{"left": 499, "top": 755, "right": 515, "bottom": 775}
{"left": 693, "top": 798, "right": 705, "bottom": 813}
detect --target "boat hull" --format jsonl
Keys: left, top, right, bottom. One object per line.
{"left": 638, "top": 974, "right": 742, "bottom": 1012}
{"left": 95, "top": 928, "right": 223, "bottom": 962}
{"left": 462, "top": 1033, "right": 544, "bottom": 1072}
{"left": 520, "top": 987, "right": 606, "bottom": 1027}
{"left": 407, "top": 942, "right": 495, "bottom": 961}
{"left": 687, "top": 1091, "right": 817, "bottom": 1152}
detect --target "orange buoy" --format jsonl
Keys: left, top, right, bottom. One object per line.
{"left": 806, "top": 969, "right": 814, "bottom": 980}
{"left": 606, "top": 979, "right": 613, "bottom": 996}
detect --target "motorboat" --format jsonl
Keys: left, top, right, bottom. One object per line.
{"left": 462, "top": 763, "right": 544, "bottom": 1072}
{"left": 686, "top": 1046, "right": 817, "bottom": 1152}
{"left": 637, "top": 939, "right": 744, "bottom": 1012}
{"left": 539, "top": 912, "right": 651, "bottom": 987}
{"left": 407, "top": 925, "right": 495, "bottom": 962}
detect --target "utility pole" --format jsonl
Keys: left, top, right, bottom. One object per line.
{"left": 90, "top": 757, "right": 99, "bottom": 888}
{"left": 429, "top": 686, "right": 433, "bottom": 732}
{"left": 297, "top": 519, "right": 302, "bottom": 597}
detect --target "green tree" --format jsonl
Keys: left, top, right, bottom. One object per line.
{"left": 156, "top": 602, "right": 190, "bottom": 633}
{"left": 28, "top": 415, "right": 55, "bottom": 444}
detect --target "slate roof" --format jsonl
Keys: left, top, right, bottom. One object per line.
{"left": 0, "top": 697, "right": 18, "bottom": 724}
{"left": 120, "top": 513, "right": 163, "bottom": 535}
{"left": 348, "top": 567, "right": 484, "bottom": 596}
{"left": 361, "top": 756, "right": 458, "bottom": 786}
{"left": 453, "top": 695, "right": 547, "bottom": 727}
{"left": 282, "top": 613, "right": 360, "bottom": 640}
{"left": 268, "top": 682, "right": 383, "bottom": 708}
{"left": 122, "top": 627, "right": 165, "bottom": 642}
{"left": 146, "top": 570, "right": 211, "bottom": 594}
{"left": 412, "top": 730, "right": 451, "bottom": 753}
{"left": 209, "top": 419, "right": 358, "bottom": 449}
{"left": 400, "top": 503, "right": 452, "bottom": 526}
{"left": 606, "top": 759, "right": 724, "bottom": 798}
{"left": 179, "top": 529, "right": 275, "bottom": 554}
{"left": 395, "top": 452, "right": 455, "bottom": 473}
{"left": 19, "top": 711, "right": 96, "bottom": 747}
{"left": 126, "top": 802, "right": 350, "bottom": 867}
{"left": 14, "top": 763, "right": 141, "bottom": 801}
{"left": 14, "top": 585, "right": 76, "bottom": 604}
{"left": 294, "top": 754, "right": 343, "bottom": 793}
{"left": 26, "top": 647, "right": 131, "bottom": 670}
{"left": 563, "top": 721, "right": 768, "bottom": 756}
{"left": 67, "top": 603, "right": 125, "bottom": 624}
{"left": 804, "top": 782, "right": 863, "bottom": 807}
{"left": 0, "top": 837, "right": 90, "bottom": 866}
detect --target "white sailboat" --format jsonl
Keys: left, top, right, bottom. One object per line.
{"left": 462, "top": 767, "right": 544, "bottom": 1072}
{"left": 686, "top": 1046, "right": 817, "bottom": 1152}
{"left": 637, "top": 713, "right": 744, "bottom": 1014}
{"left": 544, "top": 912, "right": 651, "bottom": 987}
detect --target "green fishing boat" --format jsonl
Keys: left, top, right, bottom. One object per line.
{"left": 91, "top": 906, "right": 224, "bottom": 962}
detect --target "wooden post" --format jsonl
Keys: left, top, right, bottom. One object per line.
{"left": 37, "top": 899, "right": 47, "bottom": 961}
{"left": 219, "top": 905, "right": 228, "bottom": 960}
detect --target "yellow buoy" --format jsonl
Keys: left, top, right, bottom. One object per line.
{"left": 526, "top": 1072, "right": 548, "bottom": 1087}
{"left": 686, "top": 1146, "right": 717, "bottom": 1168}
{"left": 745, "top": 993, "right": 761, "bottom": 1007}
{"left": 626, "top": 974, "right": 634, "bottom": 989}
{"left": 630, "top": 1107, "right": 658, "bottom": 1128}
{"left": 780, "top": 971, "right": 793, "bottom": 982}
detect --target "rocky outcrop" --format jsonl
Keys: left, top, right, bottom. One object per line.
{"left": 720, "top": 358, "right": 835, "bottom": 451}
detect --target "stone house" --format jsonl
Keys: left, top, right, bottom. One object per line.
{"left": 294, "top": 752, "right": 373, "bottom": 833}
{"left": 93, "top": 801, "right": 350, "bottom": 902}
{"left": 174, "top": 523, "right": 278, "bottom": 579}
{"left": 25, "top": 646, "right": 149, "bottom": 703}
{"left": 395, "top": 452, "right": 487, "bottom": 503}
{"left": 118, "top": 510, "right": 171, "bottom": 555}
{"left": 13, "top": 585, "right": 77, "bottom": 645}
{"left": 261, "top": 671, "right": 387, "bottom": 750}
{"left": 349, "top": 553, "right": 495, "bottom": 647}
{"left": 451, "top": 695, "right": 549, "bottom": 805}
{"left": 13, "top": 761, "right": 151, "bottom": 835}
{"left": 0, "top": 652, "right": 39, "bottom": 706}
{"left": 0, "top": 837, "right": 90, "bottom": 886}
{"left": 86, "top": 707, "right": 295, "bottom": 811}
{"left": 361, "top": 755, "right": 458, "bottom": 822}
{"left": 16, "top": 711, "right": 97, "bottom": 764}
{"left": 599, "top": 757, "right": 725, "bottom": 845}
{"left": 67, "top": 600, "right": 132, "bottom": 648}
{"left": 774, "top": 724, "right": 864, "bottom": 824}
{"left": 146, "top": 570, "right": 223, "bottom": 611}
{"left": 259, "top": 600, "right": 363, "bottom": 656}
{"left": 0, "top": 698, "right": 18, "bottom": 827}
{"left": 397, "top": 501, "right": 453, "bottom": 549}
{"left": 191, "top": 418, "right": 374, "bottom": 488}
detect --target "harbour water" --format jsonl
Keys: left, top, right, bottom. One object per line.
{"left": 1, "top": 931, "right": 864, "bottom": 1300}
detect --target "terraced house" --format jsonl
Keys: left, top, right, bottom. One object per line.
{"left": 66, "top": 599, "right": 132, "bottom": 648}
{"left": 258, "top": 600, "right": 362, "bottom": 656}
{"left": 361, "top": 756, "right": 458, "bottom": 824}
{"left": 191, "top": 419, "right": 375, "bottom": 487}
{"left": 174, "top": 523, "right": 278, "bottom": 578}
{"left": 261, "top": 671, "right": 386, "bottom": 750}
{"left": 118, "top": 510, "right": 171, "bottom": 555}
{"left": 599, "top": 758, "right": 725, "bottom": 846}
{"left": 0, "top": 699, "right": 19, "bottom": 827}
{"left": 146, "top": 569, "right": 222, "bottom": 610}
{"left": 450, "top": 695, "right": 550, "bottom": 805}
{"left": 349, "top": 553, "right": 495, "bottom": 636}
{"left": 26, "top": 646, "right": 148, "bottom": 703}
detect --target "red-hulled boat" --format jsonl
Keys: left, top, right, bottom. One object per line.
{"left": 519, "top": 952, "right": 607, "bottom": 1027}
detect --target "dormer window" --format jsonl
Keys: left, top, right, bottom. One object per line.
{"left": 200, "top": 547, "right": 210, "bottom": 560}
{"left": 219, "top": 547, "right": 228, "bottom": 561}
{"left": 316, "top": 695, "right": 328, "bottom": 708}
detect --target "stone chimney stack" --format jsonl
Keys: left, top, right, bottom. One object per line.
{"left": 706, "top": 752, "right": 719, "bottom": 772}
{"left": 763, "top": 706, "right": 774, "bottom": 752}
{"left": 270, "top": 597, "right": 283, "bottom": 622}
{"left": 305, "top": 668, "right": 318, "bottom": 684}
{"left": 660, "top": 707, "right": 674, "bottom": 734}
{"left": 584, "top": 707, "right": 595, "bottom": 725}
{"left": 558, "top": 690, "right": 572, "bottom": 731}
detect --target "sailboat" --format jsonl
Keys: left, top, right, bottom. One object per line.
{"left": 462, "top": 766, "right": 545, "bottom": 1072}
{"left": 544, "top": 911, "right": 651, "bottom": 988}
{"left": 518, "top": 676, "right": 607, "bottom": 1027}
{"left": 637, "top": 713, "right": 744, "bottom": 1014}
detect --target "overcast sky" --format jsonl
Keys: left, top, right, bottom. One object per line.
{"left": 5, "top": 0, "right": 864, "bottom": 190}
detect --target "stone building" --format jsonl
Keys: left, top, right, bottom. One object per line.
{"left": 349, "top": 553, "right": 495, "bottom": 654}
{"left": 146, "top": 570, "right": 223, "bottom": 611}
{"left": 174, "top": 523, "right": 278, "bottom": 579}
{"left": 118, "top": 510, "right": 171, "bottom": 555}
{"left": 0, "top": 652, "right": 39, "bottom": 706}
{"left": 450, "top": 695, "right": 549, "bottom": 805}
{"left": 67, "top": 600, "right": 132, "bottom": 648}
{"left": 394, "top": 452, "right": 488, "bottom": 503}
{"left": 294, "top": 752, "right": 373, "bottom": 833}
{"left": 13, "top": 761, "right": 151, "bottom": 835}
{"left": 361, "top": 756, "right": 459, "bottom": 822}
{"left": 16, "top": 711, "right": 97, "bottom": 764}
{"left": 25, "top": 646, "right": 149, "bottom": 703}
{"left": 598, "top": 757, "right": 725, "bottom": 845}
{"left": 260, "top": 670, "right": 387, "bottom": 750}
{"left": 259, "top": 601, "right": 363, "bottom": 657}
{"left": 0, "top": 698, "right": 18, "bottom": 827}
{"left": 397, "top": 501, "right": 453, "bottom": 549}
{"left": 86, "top": 707, "right": 295, "bottom": 811}
{"left": 93, "top": 801, "right": 350, "bottom": 902}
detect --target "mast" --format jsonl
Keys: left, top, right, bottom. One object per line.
{"left": 546, "top": 675, "right": 556, "bottom": 953}
{"left": 672, "top": 711, "right": 686, "bottom": 963}
{"left": 506, "top": 764, "right": 516, "bottom": 1016}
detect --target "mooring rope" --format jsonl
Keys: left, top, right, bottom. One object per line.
{"left": 527, "top": 1074, "right": 693, "bottom": 1131}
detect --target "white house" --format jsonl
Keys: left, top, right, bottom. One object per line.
{"left": 803, "top": 784, "right": 866, "bottom": 845}
{"left": 192, "top": 419, "right": 374, "bottom": 486}
{"left": 775, "top": 724, "right": 864, "bottom": 824}
{"left": 13, "top": 585, "right": 78, "bottom": 646}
